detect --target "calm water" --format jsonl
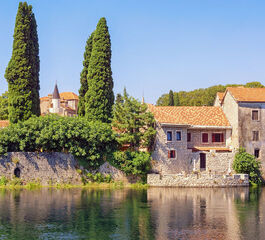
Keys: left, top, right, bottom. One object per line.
{"left": 0, "top": 187, "right": 264, "bottom": 240}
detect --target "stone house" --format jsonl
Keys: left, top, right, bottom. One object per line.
{"left": 148, "top": 87, "right": 265, "bottom": 175}
{"left": 148, "top": 104, "right": 234, "bottom": 174}
{"left": 40, "top": 84, "right": 79, "bottom": 117}
{"left": 215, "top": 87, "right": 265, "bottom": 172}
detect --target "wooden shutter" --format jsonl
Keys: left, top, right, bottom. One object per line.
{"left": 172, "top": 150, "right": 175, "bottom": 158}
{"left": 202, "top": 133, "right": 208, "bottom": 143}
{"left": 221, "top": 133, "right": 224, "bottom": 142}
{"left": 212, "top": 133, "right": 215, "bottom": 142}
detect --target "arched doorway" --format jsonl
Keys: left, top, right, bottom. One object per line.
{"left": 14, "top": 168, "right": 21, "bottom": 178}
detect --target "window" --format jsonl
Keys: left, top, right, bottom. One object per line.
{"left": 168, "top": 150, "right": 176, "bottom": 158}
{"left": 176, "top": 131, "right": 182, "bottom": 141}
{"left": 253, "top": 131, "right": 259, "bottom": 141}
{"left": 187, "top": 133, "right": 191, "bottom": 142}
{"left": 212, "top": 133, "right": 224, "bottom": 143}
{"left": 167, "top": 131, "right": 172, "bottom": 141}
{"left": 252, "top": 110, "right": 259, "bottom": 121}
{"left": 254, "top": 149, "right": 260, "bottom": 158}
{"left": 202, "top": 133, "right": 208, "bottom": 143}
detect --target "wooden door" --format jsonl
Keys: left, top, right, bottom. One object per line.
{"left": 200, "top": 153, "right": 206, "bottom": 169}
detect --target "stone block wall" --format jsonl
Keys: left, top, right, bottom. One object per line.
{"left": 0, "top": 152, "right": 82, "bottom": 184}
{"left": 147, "top": 173, "right": 249, "bottom": 187}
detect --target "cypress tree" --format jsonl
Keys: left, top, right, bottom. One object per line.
{"left": 85, "top": 18, "right": 114, "bottom": 122}
{"left": 168, "top": 90, "right": 174, "bottom": 106}
{"left": 5, "top": 2, "right": 40, "bottom": 123}
{"left": 78, "top": 32, "right": 94, "bottom": 116}
{"left": 174, "top": 92, "right": 180, "bottom": 106}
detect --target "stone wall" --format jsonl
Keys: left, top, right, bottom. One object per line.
{"left": 0, "top": 152, "right": 82, "bottom": 184}
{"left": 191, "top": 151, "right": 235, "bottom": 174}
{"left": 147, "top": 173, "right": 249, "bottom": 187}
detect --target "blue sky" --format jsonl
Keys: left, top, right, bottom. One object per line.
{"left": 1, "top": 0, "right": 265, "bottom": 104}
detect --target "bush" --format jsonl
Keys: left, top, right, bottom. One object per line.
{"left": 110, "top": 151, "right": 151, "bottom": 177}
{"left": 0, "top": 115, "right": 116, "bottom": 169}
{"left": 233, "top": 148, "right": 262, "bottom": 185}
{"left": 85, "top": 172, "right": 112, "bottom": 183}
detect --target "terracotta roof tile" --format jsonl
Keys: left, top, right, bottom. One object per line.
{"left": 40, "top": 96, "right": 49, "bottom": 101}
{"left": 216, "top": 92, "right": 225, "bottom": 102}
{"left": 0, "top": 120, "right": 9, "bottom": 128}
{"left": 147, "top": 104, "right": 230, "bottom": 127}
{"left": 226, "top": 87, "right": 265, "bottom": 102}
{"left": 60, "top": 92, "right": 79, "bottom": 100}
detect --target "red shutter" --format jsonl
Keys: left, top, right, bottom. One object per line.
{"left": 221, "top": 133, "right": 224, "bottom": 142}
{"left": 212, "top": 133, "right": 215, "bottom": 142}
{"left": 168, "top": 151, "right": 170, "bottom": 158}
{"left": 202, "top": 133, "right": 208, "bottom": 143}
{"left": 173, "top": 150, "right": 175, "bottom": 158}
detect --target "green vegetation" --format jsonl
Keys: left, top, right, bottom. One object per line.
{"left": 83, "top": 172, "right": 112, "bottom": 184}
{"left": 0, "top": 91, "right": 8, "bottom": 120}
{"left": 0, "top": 115, "right": 116, "bottom": 169}
{"left": 168, "top": 90, "right": 174, "bottom": 106}
{"left": 5, "top": 2, "right": 40, "bottom": 123}
{"left": 85, "top": 17, "right": 114, "bottom": 122}
{"left": 156, "top": 81, "right": 264, "bottom": 106}
{"left": 78, "top": 32, "right": 94, "bottom": 116}
{"left": 112, "top": 89, "right": 156, "bottom": 151}
{"left": 233, "top": 148, "right": 262, "bottom": 185}
{"left": 110, "top": 151, "right": 151, "bottom": 178}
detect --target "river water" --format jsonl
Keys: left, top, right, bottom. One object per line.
{"left": 0, "top": 187, "right": 263, "bottom": 240}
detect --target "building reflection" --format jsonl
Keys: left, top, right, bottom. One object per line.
{"left": 147, "top": 187, "right": 251, "bottom": 240}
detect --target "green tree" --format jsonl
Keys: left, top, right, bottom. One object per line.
{"left": 245, "top": 81, "right": 264, "bottom": 88}
{"left": 78, "top": 32, "right": 94, "bottom": 116}
{"left": 85, "top": 18, "right": 114, "bottom": 122}
{"left": 5, "top": 2, "right": 40, "bottom": 123}
{"left": 174, "top": 92, "right": 180, "bottom": 106}
{"left": 112, "top": 89, "right": 156, "bottom": 151}
{"left": 0, "top": 92, "right": 8, "bottom": 120}
{"left": 233, "top": 148, "right": 262, "bottom": 185}
{"left": 115, "top": 93, "right": 123, "bottom": 104}
{"left": 168, "top": 90, "right": 174, "bottom": 106}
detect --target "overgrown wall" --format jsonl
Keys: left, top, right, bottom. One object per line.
{"left": 0, "top": 152, "right": 82, "bottom": 184}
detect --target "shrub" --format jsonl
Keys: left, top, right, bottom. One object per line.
{"left": 0, "top": 176, "right": 8, "bottom": 186}
{"left": 110, "top": 151, "right": 151, "bottom": 177}
{"left": 84, "top": 172, "right": 112, "bottom": 183}
{"left": 233, "top": 148, "right": 262, "bottom": 185}
{"left": 0, "top": 115, "right": 116, "bottom": 169}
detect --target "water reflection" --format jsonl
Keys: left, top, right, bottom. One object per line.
{"left": 0, "top": 187, "right": 263, "bottom": 239}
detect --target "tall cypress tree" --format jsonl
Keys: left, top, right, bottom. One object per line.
{"left": 85, "top": 18, "right": 114, "bottom": 122}
{"left": 168, "top": 90, "right": 174, "bottom": 106}
{"left": 78, "top": 32, "right": 94, "bottom": 116}
{"left": 5, "top": 2, "right": 40, "bottom": 123}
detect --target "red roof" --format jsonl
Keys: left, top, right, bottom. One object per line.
{"left": 224, "top": 87, "right": 265, "bottom": 102}
{"left": 148, "top": 104, "right": 230, "bottom": 127}
{"left": 60, "top": 92, "right": 78, "bottom": 100}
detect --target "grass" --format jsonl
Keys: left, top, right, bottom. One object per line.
{"left": 0, "top": 176, "right": 149, "bottom": 190}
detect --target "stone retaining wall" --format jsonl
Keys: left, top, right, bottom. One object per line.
{"left": 147, "top": 173, "right": 249, "bottom": 187}
{"left": 0, "top": 152, "right": 82, "bottom": 184}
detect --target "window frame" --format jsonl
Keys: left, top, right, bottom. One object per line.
{"left": 168, "top": 150, "right": 176, "bottom": 159}
{"left": 176, "top": 130, "right": 182, "bottom": 141}
{"left": 252, "top": 110, "right": 259, "bottom": 121}
{"left": 252, "top": 131, "right": 259, "bottom": 141}
{"left": 166, "top": 131, "right": 173, "bottom": 142}
{"left": 201, "top": 132, "right": 209, "bottom": 144}
{"left": 212, "top": 132, "right": 224, "bottom": 143}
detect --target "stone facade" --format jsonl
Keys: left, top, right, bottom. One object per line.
{"left": 0, "top": 152, "right": 82, "bottom": 185}
{"left": 151, "top": 122, "right": 233, "bottom": 175}
{"left": 147, "top": 173, "right": 249, "bottom": 187}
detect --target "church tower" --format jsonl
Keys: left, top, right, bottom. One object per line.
{"left": 49, "top": 83, "right": 62, "bottom": 114}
